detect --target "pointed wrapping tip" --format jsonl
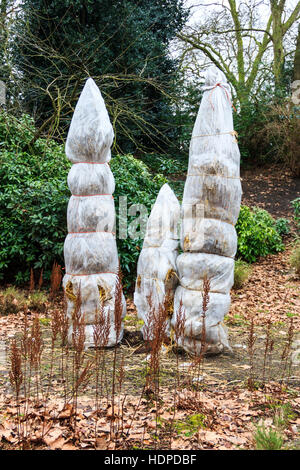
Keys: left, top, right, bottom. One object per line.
{"left": 145, "top": 182, "right": 180, "bottom": 238}
{"left": 205, "top": 65, "right": 227, "bottom": 87}
{"left": 155, "top": 183, "right": 180, "bottom": 208}
{"left": 190, "top": 64, "right": 236, "bottom": 147}
{"left": 142, "top": 182, "right": 180, "bottom": 246}
{"left": 65, "top": 78, "right": 114, "bottom": 163}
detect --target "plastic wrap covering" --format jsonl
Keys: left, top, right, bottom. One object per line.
{"left": 63, "top": 273, "right": 126, "bottom": 348}
{"left": 63, "top": 78, "right": 125, "bottom": 347}
{"left": 64, "top": 233, "right": 119, "bottom": 275}
{"left": 65, "top": 79, "right": 113, "bottom": 164}
{"left": 134, "top": 184, "right": 180, "bottom": 339}
{"left": 183, "top": 174, "right": 241, "bottom": 225}
{"left": 181, "top": 218, "right": 237, "bottom": 258}
{"left": 67, "top": 195, "right": 115, "bottom": 233}
{"left": 67, "top": 163, "right": 115, "bottom": 196}
{"left": 171, "top": 287, "right": 231, "bottom": 354}
{"left": 176, "top": 253, "right": 234, "bottom": 293}
{"left": 173, "top": 66, "right": 242, "bottom": 355}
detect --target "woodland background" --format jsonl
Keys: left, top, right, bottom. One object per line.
{"left": 0, "top": 0, "right": 300, "bottom": 452}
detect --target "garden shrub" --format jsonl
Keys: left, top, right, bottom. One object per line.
{"left": 236, "top": 206, "right": 285, "bottom": 263}
{"left": 275, "top": 218, "right": 290, "bottom": 236}
{"left": 0, "top": 287, "right": 28, "bottom": 315}
{"left": 233, "top": 260, "right": 252, "bottom": 289}
{"left": 141, "top": 153, "right": 187, "bottom": 176}
{"left": 256, "top": 102, "right": 300, "bottom": 177}
{"left": 291, "top": 198, "right": 300, "bottom": 232}
{"left": 0, "top": 287, "right": 48, "bottom": 315}
{"left": 0, "top": 112, "right": 70, "bottom": 284}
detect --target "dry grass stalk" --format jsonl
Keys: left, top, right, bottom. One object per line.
{"left": 60, "top": 296, "right": 69, "bottom": 347}
{"left": 43, "top": 309, "right": 61, "bottom": 403}
{"left": 74, "top": 360, "right": 93, "bottom": 390}
{"left": 169, "top": 298, "right": 186, "bottom": 448}
{"left": 30, "top": 315, "right": 44, "bottom": 403}
{"left": 247, "top": 315, "right": 256, "bottom": 391}
{"left": 280, "top": 317, "right": 294, "bottom": 389}
{"left": 189, "top": 276, "right": 210, "bottom": 395}
{"left": 114, "top": 265, "right": 124, "bottom": 343}
{"left": 93, "top": 306, "right": 111, "bottom": 350}
{"left": 51, "top": 309, "right": 61, "bottom": 346}
{"left": 262, "top": 319, "right": 272, "bottom": 385}
{"left": 111, "top": 265, "right": 125, "bottom": 441}
{"left": 9, "top": 339, "right": 23, "bottom": 443}
{"left": 20, "top": 312, "right": 31, "bottom": 443}
{"left": 9, "top": 339, "right": 23, "bottom": 399}
{"left": 144, "top": 295, "right": 168, "bottom": 394}
{"left": 41, "top": 308, "right": 62, "bottom": 438}
{"left": 60, "top": 296, "right": 70, "bottom": 404}
{"left": 71, "top": 288, "right": 86, "bottom": 415}
{"left": 199, "top": 276, "right": 209, "bottom": 360}
{"left": 20, "top": 312, "right": 30, "bottom": 361}
{"left": 38, "top": 269, "right": 43, "bottom": 290}
{"left": 93, "top": 305, "right": 111, "bottom": 441}
{"left": 50, "top": 261, "right": 62, "bottom": 299}
{"left": 29, "top": 268, "right": 35, "bottom": 292}
{"left": 143, "top": 294, "right": 169, "bottom": 448}
{"left": 29, "top": 315, "right": 43, "bottom": 370}
{"left": 173, "top": 297, "right": 186, "bottom": 384}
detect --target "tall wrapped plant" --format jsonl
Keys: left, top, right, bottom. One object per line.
{"left": 172, "top": 66, "right": 242, "bottom": 355}
{"left": 63, "top": 78, "right": 126, "bottom": 348}
{"left": 134, "top": 183, "right": 180, "bottom": 339}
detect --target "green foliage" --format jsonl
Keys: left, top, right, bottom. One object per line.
{"left": 291, "top": 198, "right": 300, "bottom": 232}
{"left": 273, "top": 403, "right": 296, "bottom": 429}
{"left": 254, "top": 424, "right": 283, "bottom": 450}
{"left": 236, "top": 206, "right": 285, "bottom": 263}
{"left": 141, "top": 153, "right": 187, "bottom": 176}
{"left": 173, "top": 413, "right": 206, "bottom": 437}
{"left": 172, "top": 80, "right": 204, "bottom": 154}
{"left": 275, "top": 218, "right": 290, "bottom": 236}
{"left": 233, "top": 100, "right": 269, "bottom": 165}
{"left": 0, "top": 112, "right": 70, "bottom": 283}
{"left": 0, "top": 112, "right": 36, "bottom": 149}
{"left": 39, "top": 317, "right": 51, "bottom": 326}
{"left": 253, "top": 402, "right": 295, "bottom": 450}
{"left": 233, "top": 260, "right": 252, "bottom": 289}
{"left": 28, "top": 291, "right": 48, "bottom": 312}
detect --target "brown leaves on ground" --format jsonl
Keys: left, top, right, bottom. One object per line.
{"left": 229, "top": 245, "right": 300, "bottom": 329}
{"left": 0, "top": 383, "right": 299, "bottom": 450}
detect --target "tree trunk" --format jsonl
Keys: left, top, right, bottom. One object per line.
{"left": 270, "top": 0, "right": 286, "bottom": 92}
{"left": 293, "top": 23, "right": 300, "bottom": 82}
